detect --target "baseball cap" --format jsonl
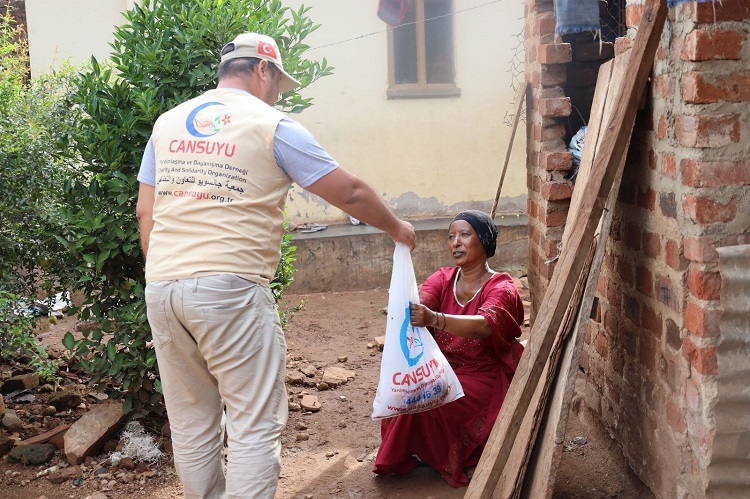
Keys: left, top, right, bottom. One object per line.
{"left": 220, "top": 32, "right": 301, "bottom": 93}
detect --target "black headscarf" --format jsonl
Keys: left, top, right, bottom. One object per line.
{"left": 450, "top": 210, "right": 498, "bottom": 258}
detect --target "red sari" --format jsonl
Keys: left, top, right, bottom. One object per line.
{"left": 373, "top": 267, "right": 524, "bottom": 487}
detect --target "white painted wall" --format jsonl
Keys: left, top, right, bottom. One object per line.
{"left": 25, "top": 0, "right": 137, "bottom": 77}
{"left": 24, "top": 0, "right": 526, "bottom": 226}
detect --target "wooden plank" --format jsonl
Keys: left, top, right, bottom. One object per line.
{"left": 522, "top": 154, "right": 628, "bottom": 498}
{"left": 463, "top": 2, "right": 667, "bottom": 497}
{"left": 491, "top": 82, "right": 528, "bottom": 219}
{"left": 503, "top": 239, "right": 597, "bottom": 499}
{"left": 16, "top": 424, "right": 70, "bottom": 446}
{"left": 560, "top": 60, "right": 614, "bottom": 248}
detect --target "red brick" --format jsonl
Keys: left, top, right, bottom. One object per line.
{"left": 616, "top": 259, "right": 633, "bottom": 288}
{"left": 541, "top": 151, "right": 573, "bottom": 171}
{"left": 637, "top": 187, "right": 656, "bottom": 211}
{"left": 642, "top": 231, "right": 662, "bottom": 258}
{"left": 690, "top": 1, "right": 750, "bottom": 22}
{"left": 681, "top": 159, "right": 750, "bottom": 187}
{"left": 685, "top": 301, "right": 720, "bottom": 339}
{"left": 656, "top": 275, "right": 680, "bottom": 313}
{"left": 683, "top": 195, "right": 738, "bottom": 224}
{"left": 533, "top": 123, "right": 567, "bottom": 142}
{"left": 636, "top": 265, "right": 654, "bottom": 297}
{"left": 607, "top": 280, "right": 622, "bottom": 313}
{"left": 624, "top": 223, "right": 642, "bottom": 251}
{"left": 540, "top": 64, "right": 566, "bottom": 86}
{"left": 541, "top": 205, "right": 569, "bottom": 227}
{"left": 652, "top": 74, "right": 673, "bottom": 98}
{"left": 665, "top": 318, "right": 682, "bottom": 351}
{"left": 682, "top": 338, "right": 718, "bottom": 376}
{"left": 541, "top": 180, "right": 573, "bottom": 201}
{"left": 682, "top": 71, "right": 750, "bottom": 104}
{"left": 662, "top": 153, "right": 676, "bottom": 177}
{"left": 539, "top": 97, "right": 572, "bottom": 117}
{"left": 535, "top": 13, "right": 557, "bottom": 36}
{"left": 639, "top": 333, "right": 658, "bottom": 373}
{"left": 675, "top": 114, "right": 741, "bottom": 148}
{"left": 626, "top": 3, "right": 645, "bottom": 28}
{"left": 687, "top": 265, "right": 722, "bottom": 301}
{"left": 595, "top": 331, "right": 609, "bottom": 358}
{"left": 666, "top": 239, "right": 687, "bottom": 271}
{"left": 641, "top": 304, "right": 662, "bottom": 337}
{"left": 665, "top": 398, "right": 686, "bottom": 434}
{"left": 538, "top": 43, "right": 572, "bottom": 64}
{"left": 660, "top": 191, "right": 677, "bottom": 219}
{"left": 681, "top": 29, "right": 745, "bottom": 61}
{"left": 657, "top": 114, "right": 668, "bottom": 140}
{"left": 684, "top": 235, "right": 719, "bottom": 263}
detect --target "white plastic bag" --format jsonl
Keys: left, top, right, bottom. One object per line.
{"left": 371, "top": 243, "right": 464, "bottom": 419}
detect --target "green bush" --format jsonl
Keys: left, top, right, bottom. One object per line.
{"left": 0, "top": 8, "right": 80, "bottom": 298}
{"left": 59, "top": 0, "right": 332, "bottom": 416}
{"left": 0, "top": 7, "right": 78, "bottom": 379}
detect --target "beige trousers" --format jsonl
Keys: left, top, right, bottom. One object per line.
{"left": 146, "top": 274, "right": 288, "bottom": 499}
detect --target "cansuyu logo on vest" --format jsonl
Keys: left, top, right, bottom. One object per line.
{"left": 169, "top": 102, "right": 236, "bottom": 157}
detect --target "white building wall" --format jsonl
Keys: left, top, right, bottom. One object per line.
{"left": 25, "top": 0, "right": 137, "bottom": 77}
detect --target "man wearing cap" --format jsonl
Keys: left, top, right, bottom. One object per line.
{"left": 136, "top": 32, "right": 416, "bottom": 498}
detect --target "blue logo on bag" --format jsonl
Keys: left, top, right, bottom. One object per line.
{"left": 400, "top": 305, "right": 424, "bottom": 367}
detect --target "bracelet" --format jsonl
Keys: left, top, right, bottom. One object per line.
{"left": 442, "top": 313, "right": 447, "bottom": 330}
{"left": 433, "top": 312, "right": 439, "bottom": 328}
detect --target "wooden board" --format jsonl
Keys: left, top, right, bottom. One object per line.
{"left": 463, "top": 1, "right": 667, "bottom": 497}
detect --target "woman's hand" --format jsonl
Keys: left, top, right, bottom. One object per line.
{"left": 410, "top": 303, "right": 437, "bottom": 328}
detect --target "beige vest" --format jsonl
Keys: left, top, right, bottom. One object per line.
{"left": 146, "top": 89, "right": 290, "bottom": 286}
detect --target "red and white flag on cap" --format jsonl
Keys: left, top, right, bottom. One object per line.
{"left": 257, "top": 40, "right": 278, "bottom": 59}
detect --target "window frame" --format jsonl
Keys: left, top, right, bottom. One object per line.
{"left": 386, "top": 0, "right": 460, "bottom": 99}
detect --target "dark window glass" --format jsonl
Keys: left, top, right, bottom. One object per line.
{"left": 393, "top": 7, "right": 418, "bottom": 84}
{"left": 425, "top": 0, "right": 453, "bottom": 84}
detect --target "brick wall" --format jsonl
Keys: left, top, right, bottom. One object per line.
{"left": 525, "top": 0, "right": 750, "bottom": 497}
{"left": 525, "top": 0, "right": 573, "bottom": 322}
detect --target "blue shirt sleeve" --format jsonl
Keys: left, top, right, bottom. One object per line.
{"left": 137, "top": 137, "right": 156, "bottom": 186}
{"left": 274, "top": 117, "right": 338, "bottom": 188}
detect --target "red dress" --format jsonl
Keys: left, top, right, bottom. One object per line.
{"left": 373, "top": 267, "right": 524, "bottom": 487}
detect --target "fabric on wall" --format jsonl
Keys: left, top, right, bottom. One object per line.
{"left": 554, "top": 0, "right": 600, "bottom": 35}
{"left": 377, "top": 0, "right": 410, "bottom": 26}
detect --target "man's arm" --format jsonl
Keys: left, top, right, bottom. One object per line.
{"left": 305, "top": 168, "right": 416, "bottom": 250}
{"left": 135, "top": 183, "right": 155, "bottom": 258}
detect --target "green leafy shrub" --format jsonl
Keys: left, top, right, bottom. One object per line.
{"left": 59, "top": 0, "right": 332, "bottom": 416}
{"left": 0, "top": 7, "right": 78, "bottom": 380}
{"left": 0, "top": 7, "right": 80, "bottom": 298}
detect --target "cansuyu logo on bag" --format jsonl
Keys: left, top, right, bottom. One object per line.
{"left": 399, "top": 305, "right": 424, "bottom": 367}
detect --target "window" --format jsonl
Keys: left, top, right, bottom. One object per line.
{"left": 387, "top": 0, "right": 459, "bottom": 99}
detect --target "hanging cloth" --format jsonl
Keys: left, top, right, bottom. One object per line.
{"left": 554, "top": 0, "right": 600, "bottom": 35}
{"left": 377, "top": 0, "right": 410, "bottom": 26}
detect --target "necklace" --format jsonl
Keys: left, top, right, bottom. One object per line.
{"left": 453, "top": 267, "right": 495, "bottom": 307}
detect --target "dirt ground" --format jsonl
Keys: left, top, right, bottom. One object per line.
{"left": 0, "top": 287, "right": 654, "bottom": 499}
